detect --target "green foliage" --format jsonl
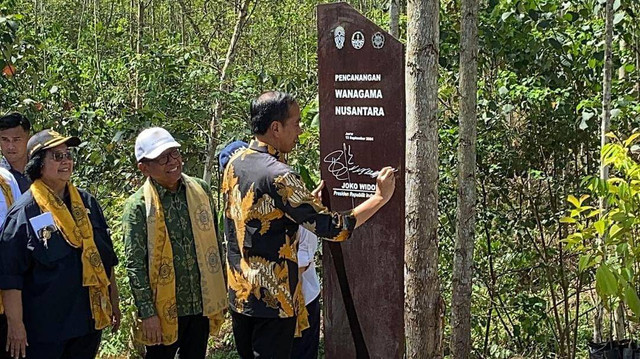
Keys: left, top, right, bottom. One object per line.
{"left": 3, "top": 0, "right": 640, "bottom": 357}
{"left": 436, "top": 0, "right": 635, "bottom": 355}
{"left": 564, "top": 133, "right": 640, "bottom": 320}
{"left": 1, "top": 0, "right": 329, "bottom": 356}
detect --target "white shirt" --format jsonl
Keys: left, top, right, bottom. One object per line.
{"left": 298, "top": 227, "right": 321, "bottom": 305}
{"left": 0, "top": 167, "right": 20, "bottom": 227}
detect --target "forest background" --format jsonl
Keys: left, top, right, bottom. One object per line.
{"left": 2, "top": 0, "right": 640, "bottom": 357}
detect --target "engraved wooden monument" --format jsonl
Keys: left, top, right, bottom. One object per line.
{"left": 318, "top": 3, "right": 405, "bottom": 358}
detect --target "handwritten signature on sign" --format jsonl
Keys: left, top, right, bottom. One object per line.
{"left": 323, "top": 143, "right": 381, "bottom": 181}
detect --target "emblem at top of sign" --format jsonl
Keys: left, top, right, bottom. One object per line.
{"left": 334, "top": 26, "right": 345, "bottom": 49}
{"left": 372, "top": 32, "right": 385, "bottom": 49}
{"left": 351, "top": 31, "right": 365, "bottom": 50}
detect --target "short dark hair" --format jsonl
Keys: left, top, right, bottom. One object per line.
{"left": 25, "top": 150, "right": 45, "bottom": 181}
{"left": 0, "top": 113, "right": 31, "bottom": 132}
{"left": 250, "top": 91, "right": 296, "bottom": 135}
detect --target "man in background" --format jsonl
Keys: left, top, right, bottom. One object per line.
{"left": 0, "top": 113, "right": 31, "bottom": 193}
{"left": 0, "top": 113, "right": 28, "bottom": 358}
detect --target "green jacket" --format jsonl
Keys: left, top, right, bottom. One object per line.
{"left": 122, "top": 176, "right": 223, "bottom": 319}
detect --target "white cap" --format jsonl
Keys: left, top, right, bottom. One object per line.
{"left": 135, "top": 127, "right": 181, "bottom": 161}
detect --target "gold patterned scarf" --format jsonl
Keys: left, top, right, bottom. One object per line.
{"left": 0, "top": 177, "right": 13, "bottom": 209}
{"left": 138, "top": 174, "right": 226, "bottom": 345}
{"left": 31, "top": 179, "right": 112, "bottom": 329}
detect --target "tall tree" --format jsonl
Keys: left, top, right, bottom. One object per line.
{"left": 202, "top": 0, "right": 251, "bottom": 183}
{"left": 389, "top": 0, "right": 399, "bottom": 38}
{"left": 134, "top": 0, "right": 143, "bottom": 110}
{"left": 613, "top": 16, "right": 627, "bottom": 342}
{"left": 451, "top": 0, "right": 479, "bottom": 355}
{"left": 177, "top": 0, "right": 212, "bottom": 55}
{"left": 129, "top": 0, "right": 135, "bottom": 51}
{"left": 405, "top": 0, "right": 443, "bottom": 357}
{"left": 595, "top": 0, "right": 614, "bottom": 343}
{"left": 635, "top": 3, "right": 640, "bottom": 99}
{"left": 93, "top": 0, "right": 101, "bottom": 83}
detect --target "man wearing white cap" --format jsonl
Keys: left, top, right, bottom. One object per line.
{"left": 122, "top": 127, "right": 226, "bottom": 359}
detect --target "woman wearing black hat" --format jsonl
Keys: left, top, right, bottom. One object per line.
{"left": 0, "top": 129, "right": 120, "bottom": 359}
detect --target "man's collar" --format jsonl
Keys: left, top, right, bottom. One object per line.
{"left": 151, "top": 177, "right": 184, "bottom": 196}
{"left": 249, "top": 139, "right": 286, "bottom": 163}
{"left": 0, "top": 157, "right": 26, "bottom": 174}
{"left": 0, "top": 158, "right": 11, "bottom": 171}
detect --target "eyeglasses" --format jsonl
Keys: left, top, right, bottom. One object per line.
{"left": 149, "top": 149, "right": 180, "bottom": 166}
{"left": 49, "top": 150, "right": 73, "bottom": 162}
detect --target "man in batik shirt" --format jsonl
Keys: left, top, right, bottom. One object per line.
{"left": 223, "top": 91, "right": 396, "bottom": 358}
{"left": 123, "top": 127, "right": 226, "bottom": 359}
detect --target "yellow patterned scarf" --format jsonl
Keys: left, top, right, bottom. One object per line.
{"left": 31, "top": 179, "right": 112, "bottom": 330}
{"left": 0, "top": 176, "right": 13, "bottom": 314}
{"left": 138, "top": 175, "right": 226, "bottom": 345}
{"left": 0, "top": 177, "right": 13, "bottom": 209}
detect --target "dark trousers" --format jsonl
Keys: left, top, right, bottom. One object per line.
{"left": 291, "top": 296, "right": 320, "bottom": 359}
{"left": 231, "top": 310, "right": 296, "bottom": 359}
{"left": 26, "top": 330, "right": 102, "bottom": 359}
{"left": 145, "top": 314, "right": 209, "bottom": 359}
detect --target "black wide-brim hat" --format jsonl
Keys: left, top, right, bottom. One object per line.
{"left": 27, "top": 129, "right": 81, "bottom": 158}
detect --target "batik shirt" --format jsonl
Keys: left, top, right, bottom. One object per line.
{"left": 122, "top": 177, "right": 222, "bottom": 319}
{"left": 223, "top": 139, "right": 357, "bottom": 318}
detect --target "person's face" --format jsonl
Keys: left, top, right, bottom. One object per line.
{"left": 41, "top": 144, "right": 74, "bottom": 186}
{"left": 274, "top": 103, "right": 302, "bottom": 153}
{"left": 0, "top": 126, "right": 29, "bottom": 165}
{"left": 138, "top": 147, "right": 183, "bottom": 189}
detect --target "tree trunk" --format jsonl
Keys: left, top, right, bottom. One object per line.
{"left": 151, "top": 0, "right": 155, "bottom": 41}
{"left": 76, "top": 0, "right": 86, "bottom": 49}
{"left": 595, "top": 0, "right": 614, "bottom": 343}
{"left": 34, "top": 0, "right": 38, "bottom": 36}
{"left": 202, "top": 0, "right": 251, "bottom": 183}
{"left": 405, "top": 0, "right": 443, "bottom": 357}
{"left": 618, "top": 39, "right": 626, "bottom": 80}
{"left": 177, "top": 0, "right": 212, "bottom": 55}
{"left": 635, "top": 10, "right": 640, "bottom": 99}
{"left": 615, "top": 305, "right": 626, "bottom": 340}
{"left": 451, "top": 0, "right": 479, "bottom": 356}
{"left": 40, "top": 0, "right": 46, "bottom": 75}
{"left": 94, "top": 0, "right": 102, "bottom": 83}
{"left": 134, "top": 0, "right": 143, "bottom": 110}
{"left": 600, "top": 0, "right": 613, "bottom": 183}
{"left": 594, "top": 299, "right": 604, "bottom": 343}
{"left": 129, "top": 0, "right": 135, "bottom": 51}
{"left": 389, "top": 0, "right": 399, "bottom": 38}
{"left": 180, "top": 4, "right": 186, "bottom": 48}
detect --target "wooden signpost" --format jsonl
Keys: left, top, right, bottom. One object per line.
{"left": 317, "top": 3, "right": 405, "bottom": 358}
